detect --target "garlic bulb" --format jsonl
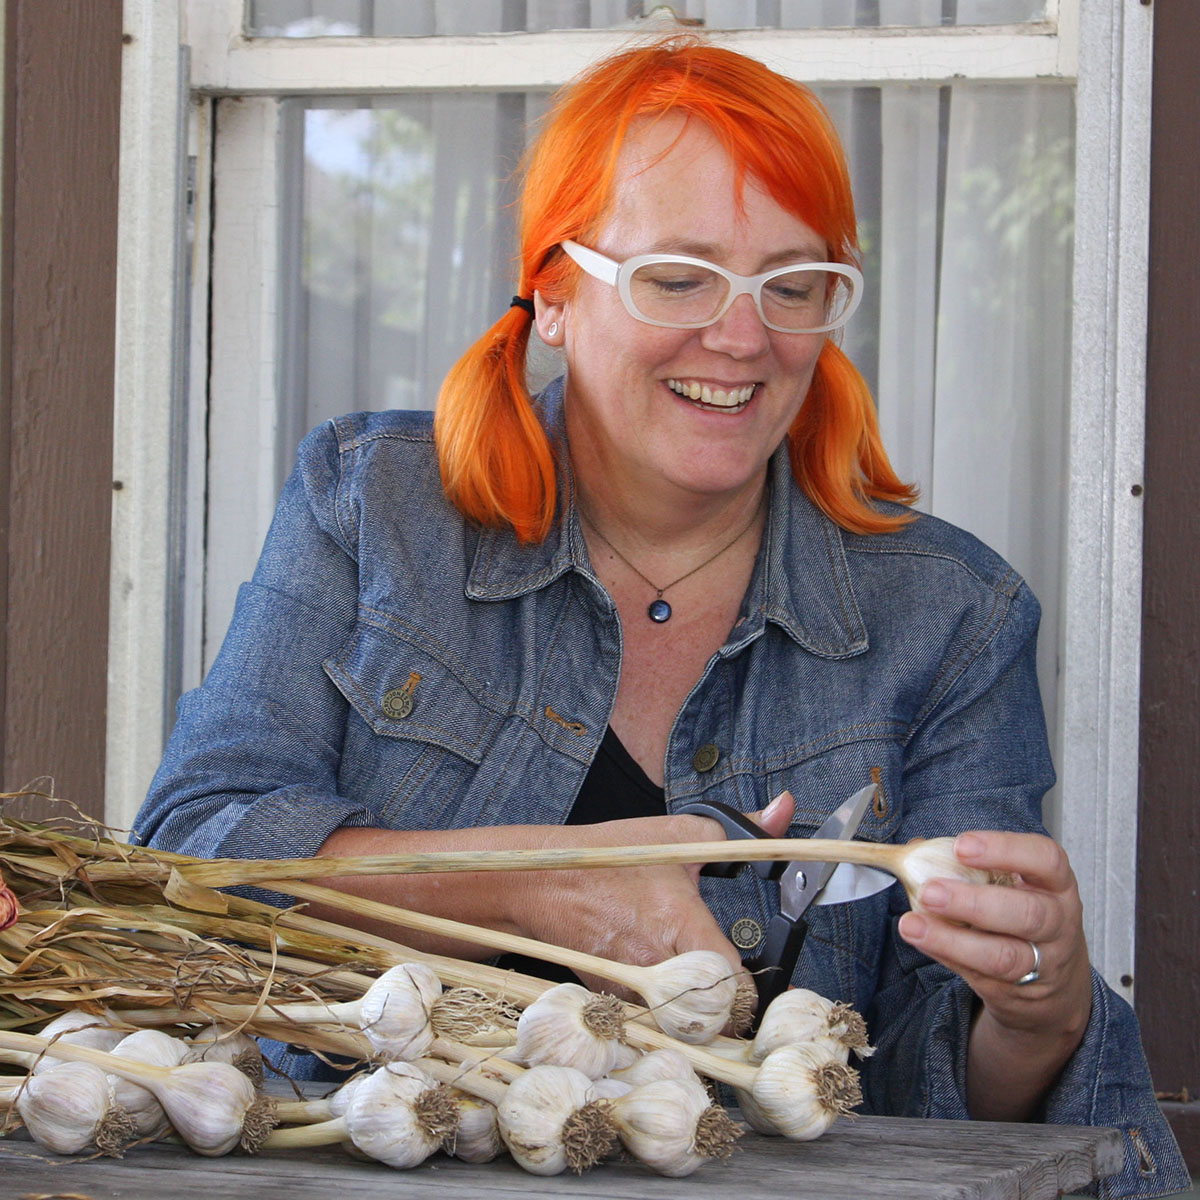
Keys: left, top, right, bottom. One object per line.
{"left": 611, "top": 1047, "right": 702, "bottom": 1088}
{"left": 514, "top": 983, "right": 625, "bottom": 1078}
{"left": 751, "top": 989, "right": 872, "bottom": 1063}
{"left": 611, "top": 1076, "right": 741, "bottom": 1176}
{"left": 636, "top": 951, "right": 740, "bottom": 1044}
{"left": 258, "top": 963, "right": 443, "bottom": 1061}
{"left": 31, "top": 1011, "right": 125, "bottom": 1073}
{"left": 588, "top": 1076, "right": 634, "bottom": 1101}
{"left": 443, "top": 1091, "right": 503, "bottom": 1163}
{"left": 16, "top": 1061, "right": 137, "bottom": 1156}
{"left": 149, "top": 1059, "right": 275, "bottom": 1155}
{"left": 738, "top": 1041, "right": 862, "bottom": 1140}
{"left": 498, "top": 1064, "right": 615, "bottom": 1175}
{"left": 108, "top": 1028, "right": 189, "bottom": 1140}
{"left": 186, "top": 1023, "right": 264, "bottom": 1087}
{"left": 344, "top": 1062, "right": 459, "bottom": 1169}
{"left": 901, "top": 840, "right": 990, "bottom": 911}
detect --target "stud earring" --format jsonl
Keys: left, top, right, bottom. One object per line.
{"left": 548, "top": 321, "right": 559, "bottom": 338}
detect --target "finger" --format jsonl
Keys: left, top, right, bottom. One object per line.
{"left": 954, "top": 831, "right": 1076, "bottom": 893}
{"left": 899, "top": 911, "right": 1045, "bottom": 988}
{"left": 916, "top": 876, "right": 1063, "bottom": 944}
{"left": 748, "top": 790, "right": 795, "bottom": 837}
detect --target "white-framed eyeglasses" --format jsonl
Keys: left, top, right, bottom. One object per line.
{"left": 561, "top": 239, "right": 863, "bottom": 334}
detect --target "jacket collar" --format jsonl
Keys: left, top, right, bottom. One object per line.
{"left": 465, "top": 377, "right": 867, "bottom": 659}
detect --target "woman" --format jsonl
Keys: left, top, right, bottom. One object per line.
{"left": 135, "top": 37, "right": 1186, "bottom": 1197}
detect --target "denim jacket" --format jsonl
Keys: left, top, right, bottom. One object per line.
{"left": 136, "top": 382, "right": 1187, "bottom": 1198}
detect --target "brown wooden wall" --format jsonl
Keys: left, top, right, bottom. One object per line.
{"left": 1138, "top": 0, "right": 1200, "bottom": 1172}
{"left": 0, "top": 0, "right": 122, "bottom": 822}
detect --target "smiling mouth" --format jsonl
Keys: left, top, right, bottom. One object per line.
{"left": 666, "top": 379, "right": 757, "bottom": 412}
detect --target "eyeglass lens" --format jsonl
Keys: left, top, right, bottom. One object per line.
{"left": 627, "top": 262, "right": 851, "bottom": 330}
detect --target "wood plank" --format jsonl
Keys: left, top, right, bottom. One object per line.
{"left": 0, "top": 1115, "right": 1124, "bottom": 1200}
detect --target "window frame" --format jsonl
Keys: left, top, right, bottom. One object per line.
{"left": 108, "top": 0, "right": 1151, "bottom": 1001}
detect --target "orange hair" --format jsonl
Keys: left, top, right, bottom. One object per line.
{"left": 434, "top": 35, "right": 916, "bottom": 542}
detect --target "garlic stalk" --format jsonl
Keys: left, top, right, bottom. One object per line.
{"left": 750, "top": 989, "right": 873, "bottom": 1063}
{"left": 263, "top": 1062, "right": 458, "bottom": 1170}
{"left": 611, "top": 1076, "right": 742, "bottom": 1176}
{"left": 108, "top": 1028, "right": 189, "bottom": 1140}
{"left": 514, "top": 982, "right": 626, "bottom": 1078}
{"left": 184, "top": 834, "right": 995, "bottom": 912}
{"left": 735, "top": 1042, "right": 862, "bottom": 1140}
{"left": 0, "top": 1029, "right": 277, "bottom": 1156}
{"left": 14, "top": 1061, "right": 138, "bottom": 1156}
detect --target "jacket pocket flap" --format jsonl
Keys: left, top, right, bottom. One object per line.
{"left": 324, "top": 623, "right": 503, "bottom": 764}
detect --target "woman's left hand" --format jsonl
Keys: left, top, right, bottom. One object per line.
{"left": 897, "top": 830, "right": 1094, "bottom": 1120}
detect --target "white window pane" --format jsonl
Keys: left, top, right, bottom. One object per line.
{"left": 247, "top": 0, "right": 1047, "bottom": 35}
{"left": 277, "top": 94, "right": 530, "bottom": 469}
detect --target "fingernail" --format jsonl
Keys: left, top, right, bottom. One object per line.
{"left": 764, "top": 792, "right": 786, "bottom": 818}
{"left": 921, "top": 880, "right": 950, "bottom": 909}
{"left": 899, "top": 913, "right": 927, "bottom": 940}
{"left": 956, "top": 832, "right": 985, "bottom": 860}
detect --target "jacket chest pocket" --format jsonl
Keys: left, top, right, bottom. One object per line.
{"left": 324, "top": 620, "right": 508, "bottom": 828}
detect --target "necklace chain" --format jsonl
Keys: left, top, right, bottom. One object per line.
{"left": 577, "top": 493, "right": 766, "bottom": 616}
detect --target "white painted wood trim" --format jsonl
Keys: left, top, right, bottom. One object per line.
{"left": 203, "top": 97, "right": 283, "bottom": 678}
{"left": 1057, "top": 0, "right": 1153, "bottom": 1002}
{"left": 107, "top": 0, "right": 186, "bottom": 832}
{"left": 185, "top": 27, "right": 1067, "bottom": 90}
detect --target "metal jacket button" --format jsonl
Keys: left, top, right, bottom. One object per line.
{"left": 692, "top": 743, "right": 720, "bottom": 773}
{"left": 730, "top": 918, "right": 763, "bottom": 949}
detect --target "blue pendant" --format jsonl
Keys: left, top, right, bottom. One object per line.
{"left": 648, "top": 598, "right": 672, "bottom": 623}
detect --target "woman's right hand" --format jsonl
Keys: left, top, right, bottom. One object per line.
{"left": 510, "top": 790, "right": 795, "bottom": 990}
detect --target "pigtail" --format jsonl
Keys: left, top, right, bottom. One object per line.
{"left": 433, "top": 306, "right": 558, "bottom": 544}
{"left": 789, "top": 341, "right": 918, "bottom": 534}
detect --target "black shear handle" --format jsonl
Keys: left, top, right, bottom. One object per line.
{"left": 674, "top": 799, "right": 784, "bottom": 880}
{"left": 676, "top": 799, "right": 803, "bottom": 1027}
{"left": 744, "top": 911, "right": 808, "bottom": 1022}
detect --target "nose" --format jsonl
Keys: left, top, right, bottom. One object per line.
{"left": 698, "top": 291, "right": 770, "bottom": 359}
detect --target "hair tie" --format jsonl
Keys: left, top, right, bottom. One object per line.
{"left": 509, "top": 295, "right": 535, "bottom": 317}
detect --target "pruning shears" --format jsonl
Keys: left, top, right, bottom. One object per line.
{"left": 678, "top": 783, "right": 893, "bottom": 1025}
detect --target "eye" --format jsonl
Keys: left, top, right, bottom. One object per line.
{"left": 630, "top": 262, "right": 721, "bottom": 299}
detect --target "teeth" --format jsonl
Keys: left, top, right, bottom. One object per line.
{"left": 667, "top": 380, "right": 756, "bottom": 409}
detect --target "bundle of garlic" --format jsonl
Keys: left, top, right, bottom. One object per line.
{"left": 0, "top": 1029, "right": 278, "bottom": 1156}
{"left": 264, "top": 1061, "right": 459, "bottom": 1170}
{"left": 1, "top": 796, "right": 876, "bottom": 1176}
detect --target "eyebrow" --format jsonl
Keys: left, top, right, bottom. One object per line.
{"left": 642, "top": 238, "right": 830, "bottom": 268}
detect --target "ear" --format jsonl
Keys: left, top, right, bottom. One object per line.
{"left": 533, "top": 291, "right": 566, "bottom": 346}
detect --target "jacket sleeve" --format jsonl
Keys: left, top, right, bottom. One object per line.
{"left": 857, "top": 580, "right": 1189, "bottom": 1200}
{"left": 133, "top": 420, "right": 376, "bottom": 864}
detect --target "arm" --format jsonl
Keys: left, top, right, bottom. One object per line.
{"left": 136, "top": 420, "right": 788, "bottom": 977}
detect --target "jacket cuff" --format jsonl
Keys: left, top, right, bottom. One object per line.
{"left": 919, "top": 971, "right": 1189, "bottom": 1199}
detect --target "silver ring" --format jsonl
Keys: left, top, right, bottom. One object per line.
{"left": 1015, "top": 939, "right": 1041, "bottom": 986}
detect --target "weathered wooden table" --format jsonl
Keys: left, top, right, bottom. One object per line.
{"left": 0, "top": 1115, "right": 1123, "bottom": 1200}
